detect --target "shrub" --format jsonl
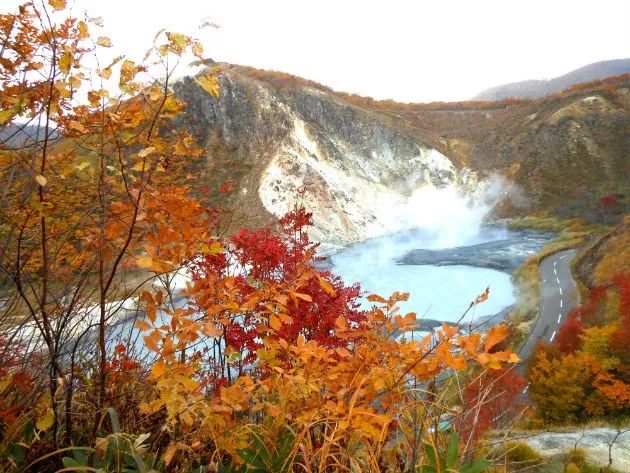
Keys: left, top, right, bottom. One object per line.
{"left": 500, "top": 440, "right": 543, "bottom": 465}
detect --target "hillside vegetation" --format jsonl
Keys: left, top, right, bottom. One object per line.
{"left": 0, "top": 1, "right": 628, "bottom": 472}
{"left": 176, "top": 64, "right": 629, "bottom": 230}
{"left": 0, "top": 2, "right": 526, "bottom": 472}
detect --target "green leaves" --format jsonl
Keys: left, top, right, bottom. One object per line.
{"left": 461, "top": 460, "right": 492, "bottom": 473}
{"left": 446, "top": 430, "right": 459, "bottom": 469}
{"left": 418, "top": 431, "right": 491, "bottom": 473}
{"left": 236, "top": 428, "right": 296, "bottom": 473}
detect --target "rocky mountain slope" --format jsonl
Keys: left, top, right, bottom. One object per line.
{"left": 474, "top": 58, "right": 630, "bottom": 100}
{"left": 374, "top": 76, "right": 630, "bottom": 221}
{"left": 172, "top": 65, "right": 629, "bottom": 251}
{"left": 174, "top": 65, "right": 481, "bottom": 253}
{"left": 575, "top": 217, "right": 630, "bottom": 289}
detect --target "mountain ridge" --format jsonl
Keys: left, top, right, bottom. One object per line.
{"left": 173, "top": 64, "right": 483, "bottom": 253}
{"left": 173, "top": 63, "right": 629, "bottom": 244}
{"left": 473, "top": 58, "right": 630, "bottom": 100}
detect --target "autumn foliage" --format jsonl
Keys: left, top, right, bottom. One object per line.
{"left": 0, "top": 2, "right": 522, "bottom": 472}
{"left": 458, "top": 368, "right": 525, "bottom": 442}
{"left": 528, "top": 273, "right": 630, "bottom": 424}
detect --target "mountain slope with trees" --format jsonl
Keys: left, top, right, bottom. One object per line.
{"left": 173, "top": 64, "right": 629, "bottom": 230}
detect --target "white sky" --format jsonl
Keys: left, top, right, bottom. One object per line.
{"left": 5, "top": 0, "right": 630, "bottom": 102}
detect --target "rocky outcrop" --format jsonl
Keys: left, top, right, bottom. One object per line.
{"left": 516, "top": 428, "right": 630, "bottom": 471}
{"left": 574, "top": 219, "right": 630, "bottom": 288}
{"left": 173, "top": 65, "right": 628, "bottom": 251}
{"left": 393, "top": 81, "right": 630, "bottom": 220}
{"left": 174, "top": 65, "right": 478, "bottom": 253}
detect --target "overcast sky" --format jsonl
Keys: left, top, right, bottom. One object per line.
{"left": 6, "top": 0, "right": 630, "bottom": 102}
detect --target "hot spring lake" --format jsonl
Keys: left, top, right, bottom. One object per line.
{"left": 325, "top": 225, "right": 555, "bottom": 326}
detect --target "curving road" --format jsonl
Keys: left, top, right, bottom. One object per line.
{"left": 518, "top": 249, "right": 580, "bottom": 390}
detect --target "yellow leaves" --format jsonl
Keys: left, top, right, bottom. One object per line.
{"left": 0, "top": 107, "right": 19, "bottom": 126}
{"left": 192, "top": 42, "right": 204, "bottom": 58}
{"left": 335, "top": 317, "right": 349, "bottom": 333}
{"left": 295, "top": 292, "right": 312, "bottom": 302}
{"left": 100, "top": 67, "right": 112, "bottom": 80}
{"left": 34, "top": 174, "right": 48, "bottom": 187}
{"left": 143, "top": 330, "right": 161, "bottom": 353}
{"left": 119, "top": 60, "right": 139, "bottom": 86}
{"left": 146, "top": 86, "right": 163, "bottom": 102}
{"left": 151, "top": 360, "right": 167, "bottom": 378}
{"left": 458, "top": 333, "right": 481, "bottom": 357}
{"left": 36, "top": 408, "right": 54, "bottom": 431}
{"left": 474, "top": 286, "right": 490, "bottom": 305}
{"left": 195, "top": 74, "right": 220, "bottom": 97}
{"left": 58, "top": 53, "right": 72, "bottom": 74}
{"left": 163, "top": 444, "right": 179, "bottom": 466}
{"left": 77, "top": 21, "right": 89, "bottom": 40}
{"left": 485, "top": 324, "right": 508, "bottom": 352}
{"left": 289, "top": 291, "right": 312, "bottom": 306}
{"left": 96, "top": 36, "right": 112, "bottom": 47}
{"left": 441, "top": 322, "right": 459, "bottom": 338}
{"left": 68, "top": 120, "right": 87, "bottom": 133}
{"left": 136, "top": 255, "right": 173, "bottom": 273}
{"left": 476, "top": 352, "right": 502, "bottom": 370}
{"left": 68, "top": 74, "right": 82, "bottom": 88}
{"left": 220, "top": 376, "right": 255, "bottom": 411}
{"left": 131, "top": 161, "right": 146, "bottom": 172}
{"left": 138, "top": 146, "right": 156, "bottom": 158}
{"left": 317, "top": 274, "right": 336, "bottom": 296}
{"left": 269, "top": 314, "right": 282, "bottom": 331}
{"left": 99, "top": 55, "right": 123, "bottom": 80}
{"left": 137, "top": 255, "right": 154, "bottom": 270}
{"left": 54, "top": 80, "right": 71, "bottom": 98}
{"left": 135, "top": 319, "right": 151, "bottom": 332}
{"left": 336, "top": 347, "right": 351, "bottom": 358}
{"left": 87, "top": 89, "right": 108, "bottom": 107}
{"left": 94, "top": 437, "right": 108, "bottom": 457}
{"left": 203, "top": 241, "right": 223, "bottom": 256}
{"left": 48, "top": 0, "right": 66, "bottom": 11}
{"left": 165, "top": 32, "right": 189, "bottom": 55}
{"left": 395, "top": 312, "right": 417, "bottom": 332}
{"left": 202, "top": 322, "right": 223, "bottom": 338}
{"left": 179, "top": 375, "right": 199, "bottom": 391}
{"left": 366, "top": 294, "right": 385, "bottom": 303}
{"left": 75, "top": 161, "right": 90, "bottom": 171}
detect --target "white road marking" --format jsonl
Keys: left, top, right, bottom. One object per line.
{"left": 558, "top": 314, "right": 562, "bottom": 324}
{"left": 560, "top": 299, "right": 563, "bottom": 308}
{"left": 559, "top": 287, "right": 563, "bottom": 296}
{"left": 554, "top": 261, "right": 557, "bottom": 266}
{"left": 559, "top": 254, "right": 567, "bottom": 260}
{"left": 554, "top": 268, "right": 557, "bottom": 275}
{"left": 550, "top": 330, "right": 557, "bottom": 342}
{"left": 556, "top": 277, "right": 560, "bottom": 284}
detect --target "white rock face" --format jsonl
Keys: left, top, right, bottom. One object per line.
{"left": 259, "top": 114, "right": 478, "bottom": 254}
{"left": 174, "top": 69, "right": 488, "bottom": 253}
{"left": 519, "top": 428, "right": 630, "bottom": 471}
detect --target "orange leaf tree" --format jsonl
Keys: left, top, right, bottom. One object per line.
{"left": 0, "top": 0, "right": 211, "bottom": 447}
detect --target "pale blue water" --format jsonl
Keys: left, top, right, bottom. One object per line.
{"left": 329, "top": 226, "right": 518, "bottom": 324}
{"left": 67, "top": 226, "right": 550, "bottom": 359}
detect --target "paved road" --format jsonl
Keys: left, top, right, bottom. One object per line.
{"left": 518, "top": 249, "right": 579, "bottom": 391}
